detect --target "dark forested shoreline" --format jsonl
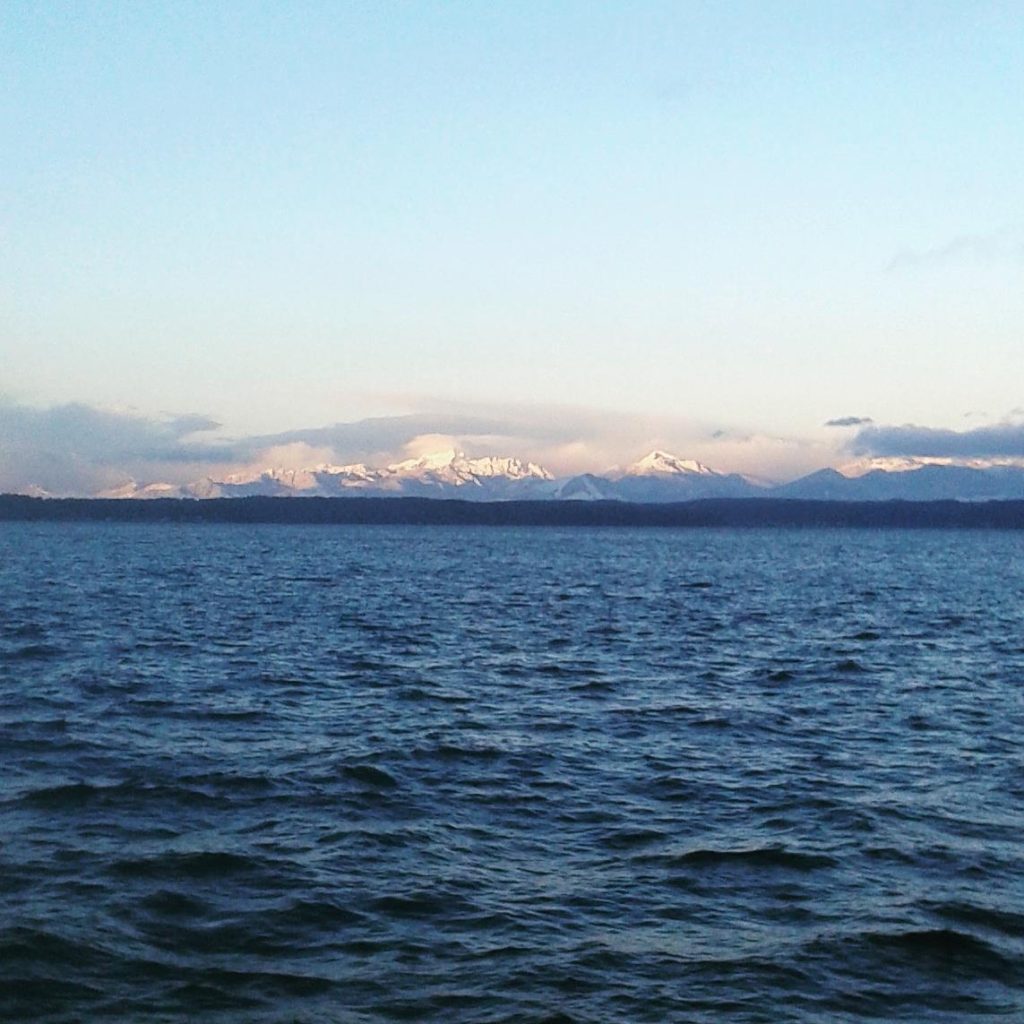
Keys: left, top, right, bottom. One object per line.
{"left": 3, "top": 493, "right": 1024, "bottom": 528}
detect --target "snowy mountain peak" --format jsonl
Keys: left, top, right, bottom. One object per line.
{"left": 18, "top": 484, "right": 53, "bottom": 498}
{"left": 838, "top": 455, "right": 1024, "bottom": 478}
{"left": 80, "top": 448, "right": 1024, "bottom": 503}
{"left": 626, "top": 451, "right": 717, "bottom": 477}
{"left": 458, "top": 455, "right": 553, "bottom": 481}
{"left": 388, "top": 449, "right": 463, "bottom": 474}
{"left": 221, "top": 467, "right": 319, "bottom": 490}
{"left": 99, "top": 479, "right": 186, "bottom": 499}
{"left": 387, "top": 450, "right": 552, "bottom": 482}
{"left": 316, "top": 462, "right": 376, "bottom": 479}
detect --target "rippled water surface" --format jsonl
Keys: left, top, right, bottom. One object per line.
{"left": 2, "top": 523, "right": 1023, "bottom": 1022}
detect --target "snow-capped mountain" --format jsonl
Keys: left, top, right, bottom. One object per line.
{"left": 91, "top": 449, "right": 1024, "bottom": 503}
{"left": 839, "top": 456, "right": 1024, "bottom": 477}
{"left": 624, "top": 451, "right": 718, "bottom": 477}
{"left": 17, "top": 484, "right": 54, "bottom": 499}
{"left": 177, "top": 450, "right": 555, "bottom": 502}
{"left": 210, "top": 467, "right": 321, "bottom": 496}
{"left": 613, "top": 450, "right": 762, "bottom": 501}
{"left": 312, "top": 465, "right": 390, "bottom": 496}
{"left": 549, "top": 474, "right": 620, "bottom": 501}
{"left": 380, "top": 450, "right": 552, "bottom": 496}
{"left": 98, "top": 480, "right": 191, "bottom": 500}
{"left": 180, "top": 449, "right": 755, "bottom": 502}
{"left": 776, "top": 463, "right": 1024, "bottom": 501}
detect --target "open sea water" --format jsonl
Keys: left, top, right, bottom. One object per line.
{"left": 1, "top": 522, "right": 1023, "bottom": 1023}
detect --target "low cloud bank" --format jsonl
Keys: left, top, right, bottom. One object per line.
{"left": 0, "top": 397, "right": 832, "bottom": 495}
{"left": 0, "top": 400, "right": 250, "bottom": 495}
{"left": 0, "top": 401, "right": 235, "bottom": 459}
{"left": 851, "top": 420, "right": 1024, "bottom": 459}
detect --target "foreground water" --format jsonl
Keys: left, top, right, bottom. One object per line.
{"left": 1, "top": 523, "right": 1022, "bottom": 1023}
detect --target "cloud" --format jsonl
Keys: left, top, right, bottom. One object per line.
{"left": 0, "top": 400, "right": 231, "bottom": 459}
{"left": 825, "top": 416, "right": 873, "bottom": 428}
{"left": 851, "top": 420, "right": 1024, "bottom": 458}
{"left": 0, "top": 398, "right": 660, "bottom": 493}
{"left": 0, "top": 395, "right": 838, "bottom": 494}
{"left": 888, "top": 230, "right": 1024, "bottom": 271}
{"left": 246, "top": 412, "right": 525, "bottom": 460}
{"left": 253, "top": 401, "right": 692, "bottom": 473}
{"left": 0, "top": 399, "right": 246, "bottom": 494}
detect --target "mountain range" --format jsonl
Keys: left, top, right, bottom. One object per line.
{"left": 84, "top": 450, "right": 1024, "bottom": 503}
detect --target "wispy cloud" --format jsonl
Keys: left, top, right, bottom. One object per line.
{"left": 888, "top": 230, "right": 1024, "bottom": 271}
{"left": 825, "top": 416, "right": 873, "bottom": 428}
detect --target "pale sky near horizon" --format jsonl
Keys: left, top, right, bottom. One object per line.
{"left": 2, "top": 1, "right": 1023, "bottom": 490}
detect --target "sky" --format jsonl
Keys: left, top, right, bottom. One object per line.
{"left": 2, "top": 1, "right": 1023, "bottom": 493}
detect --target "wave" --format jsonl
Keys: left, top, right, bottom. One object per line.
{"left": 368, "top": 891, "right": 477, "bottom": 920}
{"left": 110, "top": 851, "right": 261, "bottom": 880}
{"left": 924, "top": 900, "right": 1024, "bottom": 938}
{"left": 598, "top": 827, "right": 669, "bottom": 849}
{"left": 808, "top": 927, "right": 1024, "bottom": 985}
{"left": 17, "top": 780, "right": 232, "bottom": 810}
{"left": 341, "top": 763, "right": 399, "bottom": 788}
{"left": 833, "top": 658, "right": 867, "bottom": 673}
{"left": 1, "top": 643, "right": 64, "bottom": 661}
{"left": 413, "top": 743, "right": 506, "bottom": 762}
{"left": 643, "top": 846, "right": 837, "bottom": 871}
{"left": 864, "top": 927, "right": 1004, "bottom": 958}
{"left": 0, "top": 927, "right": 110, "bottom": 967}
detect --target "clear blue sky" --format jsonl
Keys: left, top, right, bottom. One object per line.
{"left": 2, "top": 1, "right": 1023, "bottom": 486}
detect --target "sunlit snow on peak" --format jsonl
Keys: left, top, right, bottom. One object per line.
{"left": 625, "top": 451, "right": 718, "bottom": 477}
{"left": 838, "top": 455, "right": 1024, "bottom": 478}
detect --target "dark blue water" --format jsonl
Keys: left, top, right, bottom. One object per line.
{"left": 1, "top": 524, "right": 1023, "bottom": 1022}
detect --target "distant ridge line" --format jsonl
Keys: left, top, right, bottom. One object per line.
{"left": 3, "top": 494, "right": 1024, "bottom": 528}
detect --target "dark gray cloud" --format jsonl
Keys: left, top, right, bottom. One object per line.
{"left": 0, "top": 399, "right": 220, "bottom": 452}
{"left": 0, "top": 401, "right": 231, "bottom": 459}
{"left": 851, "top": 421, "right": 1024, "bottom": 458}
{"left": 825, "top": 416, "right": 873, "bottom": 428}
{"left": 0, "top": 399, "right": 246, "bottom": 494}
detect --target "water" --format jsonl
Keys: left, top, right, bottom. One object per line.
{"left": 1, "top": 523, "right": 1023, "bottom": 1023}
